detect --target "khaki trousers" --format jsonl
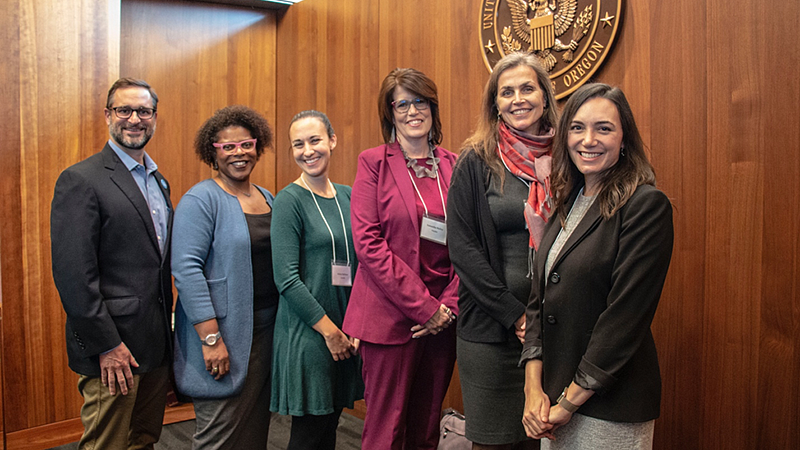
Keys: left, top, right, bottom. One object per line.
{"left": 77, "top": 365, "right": 169, "bottom": 450}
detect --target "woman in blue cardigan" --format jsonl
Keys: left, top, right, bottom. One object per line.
{"left": 172, "top": 105, "right": 277, "bottom": 449}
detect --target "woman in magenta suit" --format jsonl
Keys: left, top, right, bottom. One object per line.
{"left": 343, "top": 68, "right": 459, "bottom": 449}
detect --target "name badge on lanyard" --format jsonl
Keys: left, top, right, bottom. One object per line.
{"left": 331, "top": 261, "right": 353, "bottom": 287}
{"left": 407, "top": 162, "right": 448, "bottom": 246}
{"left": 420, "top": 213, "right": 447, "bottom": 245}
{"left": 300, "top": 176, "right": 353, "bottom": 287}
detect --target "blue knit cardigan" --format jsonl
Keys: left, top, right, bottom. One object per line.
{"left": 172, "top": 178, "right": 274, "bottom": 399}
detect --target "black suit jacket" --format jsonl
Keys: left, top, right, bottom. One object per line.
{"left": 524, "top": 184, "right": 673, "bottom": 423}
{"left": 51, "top": 143, "right": 173, "bottom": 377}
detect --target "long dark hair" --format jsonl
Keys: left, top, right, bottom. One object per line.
{"left": 551, "top": 83, "right": 656, "bottom": 223}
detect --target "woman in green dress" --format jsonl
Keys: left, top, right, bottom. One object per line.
{"left": 270, "top": 110, "right": 363, "bottom": 450}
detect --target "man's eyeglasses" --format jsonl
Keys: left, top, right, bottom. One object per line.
{"left": 391, "top": 98, "right": 430, "bottom": 114}
{"left": 110, "top": 106, "right": 156, "bottom": 120}
{"left": 212, "top": 139, "right": 258, "bottom": 153}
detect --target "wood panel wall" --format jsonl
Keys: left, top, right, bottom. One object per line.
{"left": 2, "top": 0, "right": 800, "bottom": 449}
{"left": 702, "top": 1, "right": 800, "bottom": 447}
{"left": 121, "top": 0, "right": 278, "bottom": 197}
{"left": 0, "top": 0, "right": 18, "bottom": 445}
{"left": 0, "top": 0, "right": 121, "bottom": 443}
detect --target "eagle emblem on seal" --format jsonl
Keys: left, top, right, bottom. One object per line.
{"left": 480, "top": 0, "right": 623, "bottom": 99}
{"left": 506, "top": 0, "right": 590, "bottom": 71}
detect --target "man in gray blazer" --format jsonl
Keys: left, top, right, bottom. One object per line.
{"left": 51, "top": 77, "right": 173, "bottom": 449}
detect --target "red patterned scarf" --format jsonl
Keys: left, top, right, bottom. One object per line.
{"left": 496, "top": 120, "right": 554, "bottom": 251}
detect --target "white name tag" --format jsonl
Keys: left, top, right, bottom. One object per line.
{"left": 331, "top": 261, "right": 352, "bottom": 287}
{"left": 420, "top": 214, "right": 447, "bottom": 245}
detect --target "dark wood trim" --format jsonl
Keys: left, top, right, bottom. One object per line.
{"left": 5, "top": 404, "right": 195, "bottom": 450}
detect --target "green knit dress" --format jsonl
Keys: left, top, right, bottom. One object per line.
{"left": 270, "top": 182, "right": 364, "bottom": 416}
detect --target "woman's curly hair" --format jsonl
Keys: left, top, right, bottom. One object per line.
{"left": 195, "top": 105, "right": 273, "bottom": 167}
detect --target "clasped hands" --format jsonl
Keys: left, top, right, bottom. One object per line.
{"left": 411, "top": 303, "right": 456, "bottom": 338}
{"left": 314, "top": 315, "right": 359, "bottom": 361}
{"left": 522, "top": 388, "right": 574, "bottom": 441}
{"left": 323, "top": 329, "right": 360, "bottom": 361}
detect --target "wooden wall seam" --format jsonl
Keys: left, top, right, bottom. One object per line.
{"left": 0, "top": 0, "right": 20, "bottom": 447}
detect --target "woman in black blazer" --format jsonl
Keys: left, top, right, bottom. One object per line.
{"left": 521, "top": 83, "right": 674, "bottom": 449}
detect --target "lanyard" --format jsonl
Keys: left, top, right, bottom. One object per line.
{"left": 406, "top": 167, "right": 447, "bottom": 220}
{"left": 300, "top": 176, "right": 350, "bottom": 265}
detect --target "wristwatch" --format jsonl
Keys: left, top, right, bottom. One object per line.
{"left": 201, "top": 332, "right": 222, "bottom": 346}
{"left": 556, "top": 386, "right": 579, "bottom": 413}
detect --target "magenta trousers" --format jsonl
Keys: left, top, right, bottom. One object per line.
{"left": 359, "top": 326, "right": 457, "bottom": 450}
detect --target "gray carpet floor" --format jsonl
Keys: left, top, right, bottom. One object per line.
{"left": 49, "top": 412, "right": 364, "bottom": 449}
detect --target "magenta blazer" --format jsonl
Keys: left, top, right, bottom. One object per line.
{"left": 343, "top": 143, "right": 460, "bottom": 345}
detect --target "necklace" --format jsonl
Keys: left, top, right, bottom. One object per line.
{"left": 219, "top": 176, "right": 252, "bottom": 197}
{"left": 399, "top": 144, "right": 439, "bottom": 179}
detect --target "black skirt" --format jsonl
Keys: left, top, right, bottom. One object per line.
{"left": 457, "top": 336, "right": 533, "bottom": 445}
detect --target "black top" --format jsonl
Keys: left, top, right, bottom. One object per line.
{"left": 245, "top": 212, "right": 279, "bottom": 310}
{"left": 447, "top": 149, "right": 527, "bottom": 343}
{"left": 486, "top": 169, "right": 532, "bottom": 305}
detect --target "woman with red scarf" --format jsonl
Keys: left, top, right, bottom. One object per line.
{"left": 447, "top": 52, "right": 557, "bottom": 450}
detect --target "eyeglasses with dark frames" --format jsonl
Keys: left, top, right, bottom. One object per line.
{"left": 110, "top": 106, "right": 156, "bottom": 120}
{"left": 391, "top": 98, "right": 430, "bottom": 114}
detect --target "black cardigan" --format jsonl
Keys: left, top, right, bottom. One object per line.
{"left": 447, "top": 149, "right": 527, "bottom": 343}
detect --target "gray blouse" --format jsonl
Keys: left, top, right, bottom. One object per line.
{"left": 545, "top": 190, "right": 596, "bottom": 279}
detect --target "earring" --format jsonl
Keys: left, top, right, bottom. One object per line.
{"left": 390, "top": 127, "right": 396, "bottom": 143}
{"left": 428, "top": 129, "right": 433, "bottom": 143}
{"left": 212, "top": 160, "right": 219, "bottom": 170}
{"left": 620, "top": 146, "right": 625, "bottom": 157}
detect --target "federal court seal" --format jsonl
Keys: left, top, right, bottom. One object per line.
{"left": 480, "top": 0, "right": 622, "bottom": 99}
